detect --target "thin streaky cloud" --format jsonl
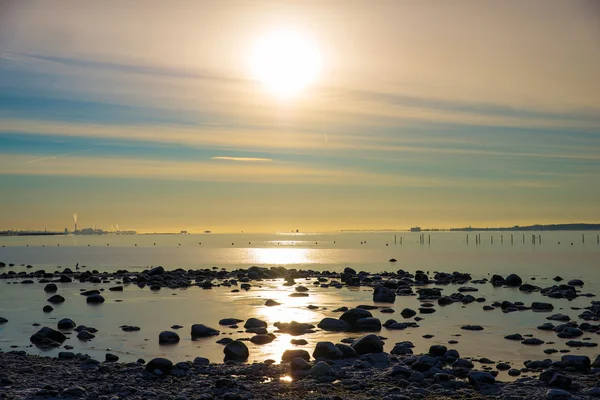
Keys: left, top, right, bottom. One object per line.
{"left": 27, "top": 148, "right": 93, "bottom": 163}
{"left": 211, "top": 156, "right": 272, "bottom": 162}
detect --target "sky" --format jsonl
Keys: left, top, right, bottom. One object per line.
{"left": 0, "top": 0, "right": 599, "bottom": 233}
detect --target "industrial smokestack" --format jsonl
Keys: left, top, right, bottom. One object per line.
{"left": 73, "top": 213, "right": 78, "bottom": 233}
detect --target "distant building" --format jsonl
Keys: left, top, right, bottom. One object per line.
{"left": 410, "top": 226, "right": 422, "bottom": 232}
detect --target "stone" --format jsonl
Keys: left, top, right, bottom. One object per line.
{"left": 30, "top": 327, "right": 66, "bottom": 348}
{"left": 43, "top": 305, "right": 53, "bottom": 313}
{"left": 57, "top": 318, "right": 76, "bottom": 330}
{"left": 546, "top": 389, "right": 572, "bottom": 400}
{"left": 521, "top": 338, "right": 545, "bottom": 345}
{"left": 461, "top": 325, "right": 484, "bottom": 331}
{"left": 468, "top": 371, "right": 495, "bottom": 385}
{"left": 77, "top": 330, "right": 95, "bottom": 341}
{"left": 223, "top": 340, "right": 249, "bottom": 361}
{"left": 282, "top": 349, "right": 310, "bottom": 362}
{"left": 561, "top": 355, "right": 590, "bottom": 372}
{"left": 191, "top": 324, "right": 220, "bottom": 338}
{"left": 47, "top": 295, "right": 65, "bottom": 304}
{"left": 340, "top": 308, "right": 373, "bottom": 327}
{"left": 373, "top": 286, "right": 396, "bottom": 303}
{"left": 355, "top": 317, "right": 382, "bottom": 332}
{"left": 159, "top": 331, "right": 180, "bottom": 344}
{"left": 400, "top": 308, "right": 417, "bottom": 318}
{"left": 547, "top": 314, "right": 570, "bottom": 322}
{"left": 428, "top": 345, "right": 447, "bottom": 357}
{"left": 105, "top": 353, "right": 119, "bottom": 362}
{"left": 504, "top": 333, "right": 524, "bottom": 341}
{"left": 44, "top": 283, "right": 58, "bottom": 293}
{"left": 146, "top": 358, "right": 173, "bottom": 374}
{"left": 504, "top": 274, "right": 522, "bottom": 287}
{"left": 244, "top": 318, "right": 267, "bottom": 329}
{"left": 310, "top": 361, "right": 335, "bottom": 378}
{"left": 147, "top": 266, "right": 165, "bottom": 276}
{"left": 313, "top": 341, "right": 343, "bottom": 360}
{"left": 291, "top": 339, "right": 308, "bottom": 345}
{"left": 317, "top": 317, "right": 350, "bottom": 332}
{"left": 86, "top": 294, "right": 105, "bottom": 304}
{"left": 265, "top": 299, "right": 280, "bottom": 307}
{"left": 412, "top": 355, "right": 439, "bottom": 371}
{"left": 335, "top": 343, "right": 358, "bottom": 358}
{"left": 219, "top": 318, "right": 243, "bottom": 326}
{"left": 250, "top": 334, "right": 275, "bottom": 345}
{"left": 567, "top": 279, "right": 583, "bottom": 286}
{"left": 532, "top": 302, "right": 554, "bottom": 311}
{"left": 290, "top": 357, "right": 311, "bottom": 371}
{"left": 351, "top": 334, "right": 383, "bottom": 355}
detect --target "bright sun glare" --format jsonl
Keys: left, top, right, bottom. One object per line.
{"left": 250, "top": 29, "right": 322, "bottom": 98}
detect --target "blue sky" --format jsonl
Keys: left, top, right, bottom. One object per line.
{"left": 0, "top": 0, "right": 599, "bottom": 232}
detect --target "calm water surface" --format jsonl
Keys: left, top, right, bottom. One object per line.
{"left": 1, "top": 231, "right": 599, "bottom": 380}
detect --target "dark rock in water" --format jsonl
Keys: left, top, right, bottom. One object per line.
{"left": 548, "top": 373, "right": 572, "bottom": 390}
{"left": 496, "top": 362, "right": 510, "bottom": 371}
{"left": 150, "top": 284, "right": 161, "bottom": 291}
{"left": 373, "top": 285, "right": 396, "bottom": 303}
{"left": 313, "top": 341, "right": 343, "bottom": 360}
{"left": 109, "top": 286, "right": 123, "bottom": 292}
{"left": 58, "top": 351, "right": 75, "bottom": 360}
{"left": 565, "top": 340, "right": 597, "bottom": 348}
{"left": 274, "top": 321, "right": 315, "bottom": 335}
{"left": 437, "top": 296, "right": 454, "bottom": 306}
{"left": 30, "top": 327, "right": 66, "bottom": 348}
{"left": 219, "top": 318, "right": 244, "bottom": 326}
{"left": 80, "top": 290, "right": 100, "bottom": 296}
{"left": 355, "top": 317, "right": 381, "bottom": 332}
{"left": 521, "top": 338, "right": 545, "bottom": 345}
{"left": 389, "top": 258, "right": 397, "bottom": 262}
{"left": 538, "top": 323, "right": 555, "bottom": 331}
{"left": 47, "top": 295, "right": 65, "bottom": 304}
{"left": 57, "top": 318, "right": 76, "bottom": 330}
{"left": 380, "top": 308, "right": 394, "bottom": 313}
{"left": 191, "top": 324, "right": 220, "bottom": 338}
{"left": 519, "top": 284, "right": 537, "bottom": 292}
{"left": 344, "top": 267, "right": 357, "bottom": 275}
{"left": 546, "top": 389, "right": 572, "bottom": 400}
{"left": 0, "top": 317, "right": 7, "bottom": 324}
{"left": 428, "top": 345, "right": 447, "bottom": 357}
{"left": 289, "top": 292, "right": 308, "bottom": 297}
{"left": 557, "top": 327, "right": 583, "bottom": 339}
{"left": 44, "top": 284, "right": 58, "bottom": 293}
{"left": 400, "top": 308, "right": 417, "bottom": 318}
{"left": 340, "top": 308, "right": 372, "bottom": 327}
{"left": 159, "top": 331, "right": 180, "bottom": 344}
{"left": 171, "top": 324, "right": 183, "bottom": 329}
{"left": 491, "top": 275, "right": 504, "bottom": 286}
{"left": 468, "top": 371, "right": 495, "bottom": 385}
{"left": 265, "top": 299, "right": 280, "bottom": 307}
{"left": 508, "top": 369, "right": 521, "bottom": 377}
{"left": 105, "top": 353, "right": 119, "bottom": 362}
{"left": 351, "top": 334, "right": 383, "bottom": 355}
{"left": 43, "top": 305, "right": 53, "bottom": 313}
{"left": 282, "top": 349, "right": 310, "bottom": 362}
{"left": 419, "top": 307, "right": 436, "bottom": 314}
{"left": 146, "top": 357, "right": 173, "bottom": 374}
{"left": 291, "top": 339, "right": 308, "bottom": 345}
{"left": 335, "top": 343, "right": 357, "bottom": 358}
{"left": 223, "top": 340, "right": 249, "bottom": 361}
{"left": 86, "top": 294, "right": 105, "bottom": 304}
{"left": 356, "top": 305, "right": 379, "bottom": 310}
{"left": 250, "top": 334, "right": 275, "bottom": 345}
{"left": 593, "top": 354, "right": 600, "bottom": 368}
{"left": 121, "top": 325, "right": 140, "bottom": 332}
{"left": 391, "top": 344, "right": 413, "bottom": 355}
{"left": 77, "top": 330, "right": 95, "bottom": 341}
{"left": 217, "top": 337, "right": 233, "bottom": 345}
{"left": 461, "top": 325, "right": 484, "bottom": 331}
{"left": 505, "top": 333, "right": 524, "bottom": 341}
{"left": 310, "top": 361, "right": 335, "bottom": 380}
{"left": 504, "top": 274, "right": 522, "bottom": 287}
{"left": 317, "top": 317, "right": 350, "bottom": 332}
{"left": 453, "top": 358, "right": 474, "bottom": 369}
{"left": 532, "top": 302, "right": 554, "bottom": 311}
{"left": 148, "top": 266, "right": 165, "bottom": 276}
{"left": 568, "top": 279, "right": 584, "bottom": 286}
{"left": 417, "top": 288, "right": 441, "bottom": 300}
{"left": 483, "top": 305, "right": 495, "bottom": 311}
{"left": 547, "top": 314, "right": 570, "bottom": 322}
{"left": 244, "top": 318, "right": 267, "bottom": 329}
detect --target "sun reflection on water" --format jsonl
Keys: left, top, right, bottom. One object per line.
{"left": 244, "top": 248, "right": 313, "bottom": 264}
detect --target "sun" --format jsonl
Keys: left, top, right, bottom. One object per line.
{"left": 250, "top": 29, "right": 322, "bottom": 98}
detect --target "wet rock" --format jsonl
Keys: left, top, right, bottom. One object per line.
{"left": 219, "top": 318, "right": 243, "bottom": 326}
{"left": 121, "top": 325, "right": 140, "bottom": 332}
{"left": 496, "top": 362, "right": 510, "bottom": 371}
{"left": 504, "top": 274, "right": 522, "bottom": 287}
{"left": 468, "top": 371, "right": 495, "bottom": 385}
{"left": 57, "top": 318, "right": 76, "bottom": 330}
{"left": 313, "top": 342, "right": 343, "bottom": 360}
{"left": 546, "top": 389, "right": 572, "bottom": 400}
{"left": 461, "top": 325, "right": 484, "bottom": 331}
{"left": 561, "top": 355, "right": 590, "bottom": 372}
{"left": 282, "top": 349, "right": 310, "bottom": 362}
{"left": 538, "top": 323, "right": 555, "bottom": 331}
{"left": 290, "top": 357, "right": 311, "bottom": 371}
{"left": 250, "top": 334, "right": 275, "bottom": 345}
{"left": 400, "top": 308, "right": 417, "bottom": 318}
{"left": 340, "top": 308, "right": 373, "bottom": 327}
{"left": 567, "top": 279, "right": 583, "bottom": 286}
{"left": 504, "top": 333, "right": 524, "bottom": 341}
{"left": 190, "top": 324, "right": 220, "bottom": 338}
{"left": 317, "top": 317, "right": 350, "bottom": 332}
{"left": 452, "top": 358, "right": 474, "bottom": 369}
{"left": 86, "top": 294, "right": 105, "bottom": 304}
{"left": 147, "top": 266, "right": 165, "bottom": 276}
{"left": 47, "top": 295, "right": 65, "bottom": 304}
{"left": 146, "top": 357, "right": 173, "bottom": 374}
{"left": 44, "top": 283, "right": 58, "bottom": 293}
{"left": 265, "top": 299, "right": 280, "bottom": 307}
{"left": 532, "top": 302, "right": 554, "bottom": 311}
{"left": 412, "top": 355, "right": 439, "bottom": 371}
{"left": 565, "top": 340, "right": 597, "bottom": 347}
{"left": 159, "top": 331, "right": 180, "bottom": 344}
{"left": 105, "top": 353, "right": 119, "bottom": 362}
{"left": 391, "top": 344, "right": 414, "bottom": 356}
{"left": 81, "top": 290, "right": 100, "bottom": 296}
{"left": 335, "top": 343, "right": 358, "bottom": 358}
{"left": 43, "top": 305, "right": 53, "bottom": 313}
{"left": 274, "top": 321, "right": 315, "bottom": 335}
{"left": 30, "top": 327, "right": 67, "bottom": 348}
{"left": 223, "top": 340, "right": 249, "bottom": 361}
{"left": 373, "top": 285, "right": 396, "bottom": 303}
{"left": 109, "top": 286, "right": 123, "bottom": 291}
{"left": 77, "top": 330, "right": 95, "bottom": 341}
{"left": 351, "top": 334, "right": 384, "bottom": 355}
{"left": 244, "top": 318, "right": 267, "bottom": 330}
{"left": 428, "top": 345, "right": 447, "bottom": 357}
{"left": 521, "top": 338, "right": 544, "bottom": 345}
{"left": 310, "top": 361, "right": 335, "bottom": 380}
{"left": 355, "top": 317, "right": 382, "bottom": 332}
{"left": 437, "top": 296, "right": 454, "bottom": 306}
{"left": 547, "top": 314, "right": 570, "bottom": 322}
{"left": 291, "top": 339, "right": 308, "bottom": 345}
{"left": 217, "top": 337, "right": 233, "bottom": 345}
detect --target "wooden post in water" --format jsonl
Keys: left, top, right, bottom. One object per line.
{"left": 401, "top": 237, "right": 403, "bottom": 245}
{"left": 501, "top": 235, "right": 503, "bottom": 244}
{"left": 522, "top": 234, "right": 525, "bottom": 243}
{"left": 491, "top": 236, "right": 493, "bottom": 244}
{"left": 511, "top": 234, "right": 513, "bottom": 245}
{"left": 539, "top": 234, "right": 541, "bottom": 244}
{"left": 597, "top": 234, "right": 599, "bottom": 244}
{"left": 428, "top": 235, "right": 431, "bottom": 245}
{"left": 466, "top": 234, "right": 469, "bottom": 244}
{"left": 582, "top": 234, "right": 585, "bottom": 244}
{"left": 394, "top": 235, "right": 397, "bottom": 245}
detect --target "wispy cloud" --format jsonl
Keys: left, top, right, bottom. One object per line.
{"left": 27, "top": 148, "right": 93, "bottom": 163}
{"left": 211, "top": 156, "right": 272, "bottom": 162}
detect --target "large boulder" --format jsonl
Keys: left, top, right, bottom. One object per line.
{"left": 159, "top": 331, "right": 180, "bottom": 344}
{"left": 339, "top": 308, "right": 372, "bottom": 328}
{"left": 30, "top": 327, "right": 67, "bottom": 348}
{"left": 355, "top": 317, "right": 382, "bottom": 332}
{"left": 313, "top": 342, "right": 343, "bottom": 360}
{"left": 146, "top": 358, "right": 173, "bottom": 374}
{"left": 561, "top": 355, "right": 590, "bottom": 372}
{"left": 191, "top": 324, "right": 220, "bottom": 338}
{"left": 317, "top": 318, "right": 350, "bottom": 332}
{"left": 351, "top": 334, "right": 383, "bottom": 355}
{"left": 244, "top": 318, "right": 267, "bottom": 330}
{"left": 223, "top": 340, "right": 249, "bottom": 361}
{"left": 373, "top": 286, "right": 396, "bottom": 303}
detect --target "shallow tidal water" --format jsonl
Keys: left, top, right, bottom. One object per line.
{"left": 1, "top": 231, "right": 599, "bottom": 380}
